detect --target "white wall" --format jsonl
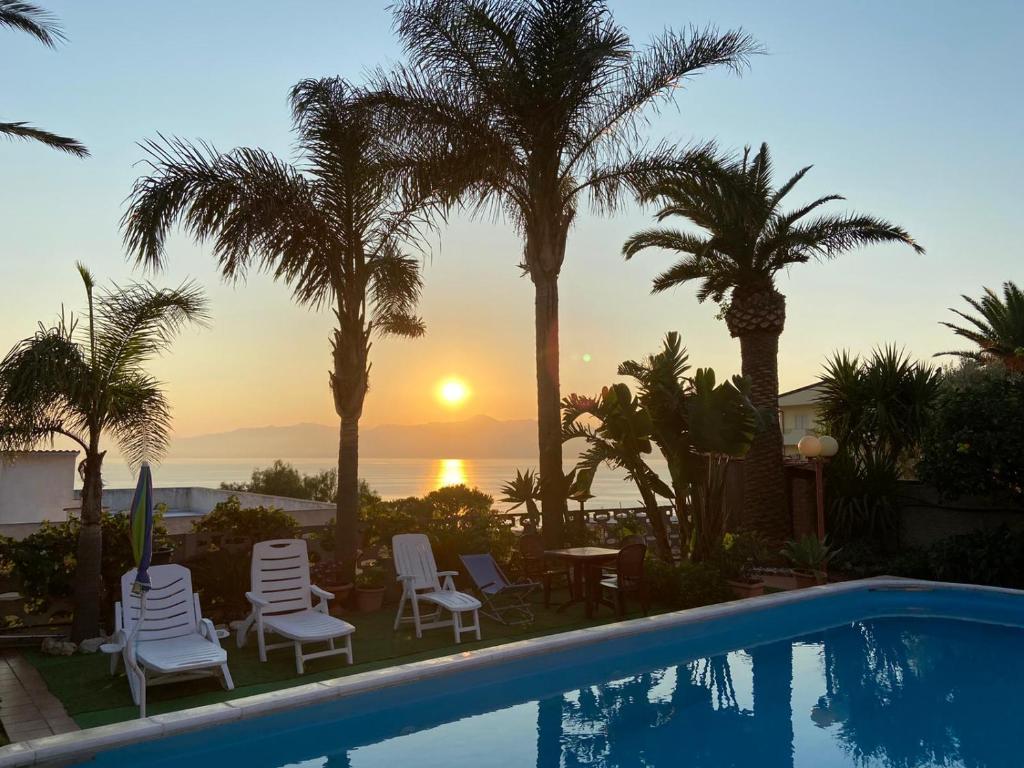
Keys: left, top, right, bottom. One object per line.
{"left": 0, "top": 451, "right": 78, "bottom": 528}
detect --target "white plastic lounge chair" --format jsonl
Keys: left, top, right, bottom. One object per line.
{"left": 393, "top": 533, "right": 482, "bottom": 643}
{"left": 237, "top": 539, "right": 355, "bottom": 674}
{"left": 107, "top": 564, "right": 233, "bottom": 717}
{"left": 459, "top": 553, "right": 538, "bottom": 625}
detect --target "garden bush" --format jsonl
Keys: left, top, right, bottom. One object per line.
{"left": 926, "top": 526, "right": 1024, "bottom": 589}
{"left": 645, "top": 555, "right": 733, "bottom": 610}
{"left": 361, "top": 485, "right": 515, "bottom": 571}
{"left": 918, "top": 364, "right": 1024, "bottom": 504}
{"left": 188, "top": 497, "right": 300, "bottom": 620}
{"left": 191, "top": 495, "right": 300, "bottom": 541}
{"left": 0, "top": 510, "right": 169, "bottom": 613}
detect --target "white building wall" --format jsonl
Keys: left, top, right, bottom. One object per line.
{"left": 0, "top": 451, "right": 78, "bottom": 528}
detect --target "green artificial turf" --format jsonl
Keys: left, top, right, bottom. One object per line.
{"left": 27, "top": 592, "right": 655, "bottom": 729}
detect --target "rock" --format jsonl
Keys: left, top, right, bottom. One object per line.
{"left": 78, "top": 636, "right": 109, "bottom": 654}
{"left": 41, "top": 637, "right": 77, "bottom": 656}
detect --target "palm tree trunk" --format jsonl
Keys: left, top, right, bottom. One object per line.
{"left": 336, "top": 416, "right": 360, "bottom": 585}
{"left": 738, "top": 330, "right": 790, "bottom": 543}
{"left": 71, "top": 446, "right": 104, "bottom": 643}
{"left": 534, "top": 271, "right": 566, "bottom": 548}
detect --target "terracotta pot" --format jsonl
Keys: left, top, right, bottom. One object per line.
{"left": 728, "top": 578, "right": 766, "bottom": 599}
{"left": 321, "top": 583, "right": 353, "bottom": 616}
{"left": 355, "top": 586, "right": 386, "bottom": 613}
{"left": 792, "top": 570, "right": 818, "bottom": 589}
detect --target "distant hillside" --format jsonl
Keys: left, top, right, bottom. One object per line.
{"left": 168, "top": 415, "right": 537, "bottom": 459}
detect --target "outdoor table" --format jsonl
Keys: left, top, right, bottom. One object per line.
{"left": 544, "top": 546, "right": 619, "bottom": 619}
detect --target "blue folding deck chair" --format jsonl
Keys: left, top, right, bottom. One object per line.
{"left": 459, "top": 554, "right": 538, "bottom": 625}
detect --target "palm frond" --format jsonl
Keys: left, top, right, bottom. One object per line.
{"left": 0, "top": 121, "right": 88, "bottom": 157}
{"left": 0, "top": 1, "right": 63, "bottom": 46}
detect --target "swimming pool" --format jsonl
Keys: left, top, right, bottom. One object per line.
{"left": 9, "top": 579, "right": 1024, "bottom": 768}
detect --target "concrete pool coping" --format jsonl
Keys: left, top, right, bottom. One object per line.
{"left": 2, "top": 576, "right": 1021, "bottom": 767}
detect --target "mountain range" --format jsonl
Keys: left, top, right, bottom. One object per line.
{"left": 167, "top": 415, "right": 538, "bottom": 459}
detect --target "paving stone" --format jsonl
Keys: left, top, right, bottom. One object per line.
{"left": 1, "top": 705, "right": 44, "bottom": 725}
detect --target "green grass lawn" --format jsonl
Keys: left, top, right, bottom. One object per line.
{"left": 27, "top": 592, "right": 655, "bottom": 729}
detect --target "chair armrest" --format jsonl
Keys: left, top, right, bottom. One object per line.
{"left": 310, "top": 584, "right": 334, "bottom": 601}
{"left": 437, "top": 570, "right": 459, "bottom": 577}
{"left": 245, "top": 591, "right": 270, "bottom": 609}
{"left": 397, "top": 574, "right": 416, "bottom": 582}
{"left": 199, "top": 617, "right": 224, "bottom": 648}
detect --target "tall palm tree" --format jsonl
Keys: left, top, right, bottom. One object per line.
{"left": 1, "top": 1, "right": 87, "bottom": 156}
{"left": 0, "top": 264, "right": 206, "bottom": 641}
{"left": 623, "top": 143, "right": 923, "bottom": 541}
{"left": 939, "top": 281, "right": 1024, "bottom": 371}
{"left": 369, "top": 0, "right": 759, "bottom": 546}
{"left": 122, "top": 78, "right": 431, "bottom": 583}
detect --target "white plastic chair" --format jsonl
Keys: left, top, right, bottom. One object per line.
{"left": 107, "top": 564, "right": 233, "bottom": 717}
{"left": 392, "top": 533, "right": 482, "bottom": 643}
{"left": 237, "top": 539, "right": 355, "bottom": 674}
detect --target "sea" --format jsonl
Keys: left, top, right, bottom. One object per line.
{"left": 95, "top": 457, "right": 662, "bottom": 511}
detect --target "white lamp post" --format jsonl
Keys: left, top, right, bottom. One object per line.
{"left": 798, "top": 434, "right": 838, "bottom": 542}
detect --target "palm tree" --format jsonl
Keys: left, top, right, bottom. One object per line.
{"left": 0, "top": 264, "right": 206, "bottom": 641}
{"left": 1, "top": 1, "right": 87, "bottom": 156}
{"left": 623, "top": 143, "right": 923, "bottom": 541}
{"left": 939, "top": 281, "right": 1024, "bottom": 371}
{"left": 562, "top": 383, "right": 676, "bottom": 560}
{"left": 369, "top": 0, "right": 759, "bottom": 546}
{"left": 122, "top": 78, "right": 431, "bottom": 583}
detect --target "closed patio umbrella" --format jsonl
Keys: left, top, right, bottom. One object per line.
{"left": 130, "top": 461, "right": 155, "bottom": 595}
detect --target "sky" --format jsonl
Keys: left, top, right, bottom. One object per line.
{"left": 1, "top": 0, "right": 1021, "bottom": 441}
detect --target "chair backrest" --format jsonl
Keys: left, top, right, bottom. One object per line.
{"left": 459, "top": 554, "right": 510, "bottom": 595}
{"left": 119, "top": 564, "right": 199, "bottom": 641}
{"left": 620, "top": 534, "right": 645, "bottom": 547}
{"left": 617, "top": 542, "right": 647, "bottom": 585}
{"left": 392, "top": 533, "right": 441, "bottom": 592}
{"left": 250, "top": 539, "right": 313, "bottom": 615}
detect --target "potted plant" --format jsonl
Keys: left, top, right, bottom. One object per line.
{"left": 720, "top": 531, "right": 768, "bottom": 598}
{"left": 311, "top": 560, "right": 354, "bottom": 617}
{"left": 354, "top": 561, "right": 388, "bottom": 613}
{"left": 781, "top": 535, "right": 838, "bottom": 588}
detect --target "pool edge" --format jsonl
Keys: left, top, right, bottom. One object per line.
{"left": 2, "top": 576, "right": 1018, "bottom": 767}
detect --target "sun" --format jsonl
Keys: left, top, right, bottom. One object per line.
{"left": 437, "top": 377, "right": 470, "bottom": 407}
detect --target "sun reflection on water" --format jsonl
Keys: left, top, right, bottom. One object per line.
{"left": 435, "top": 458, "right": 469, "bottom": 489}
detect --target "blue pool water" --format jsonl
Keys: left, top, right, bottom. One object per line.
{"left": 77, "top": 586, "right": 1024, "bottom": 768}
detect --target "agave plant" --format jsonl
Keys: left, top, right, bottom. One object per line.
{"left": 939, "top": 281, "right": 1024, "bottom": 371}
{"left": 500, "top": 468, "right": 542, "bottom": 528}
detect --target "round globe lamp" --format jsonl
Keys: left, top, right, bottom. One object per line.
{"left": 797, "top": 435, "right": 822, "bottom": 459}
{"left": 818, "top": 435, "right": 839, "bottom": 458}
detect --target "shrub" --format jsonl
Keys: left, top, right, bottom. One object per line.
{"left": 918, "top": 364, "right": 1024, "bottom": 504}
{"left": 0, "top": 510, "right": 169, "bottom": 613}
{"left": 926, "top": 526, "right": 1024, "bottom": 589}
{"left": 361, "top": 485, "right": 515, "bottom": 571}
{"left": 191, "top": 496, "right": 299, "bottom": 541}
{"left": 645, "top": 556, "right": 732, "bottom": 610}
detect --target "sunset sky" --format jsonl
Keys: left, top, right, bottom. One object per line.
{"left": 1, "top": 0, "right": 1021, "bottom": 440}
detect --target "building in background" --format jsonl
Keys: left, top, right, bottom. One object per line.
{"left": 0, "top": 451, "right": 79, "bottom": 538}
{"left": 778, "top": 384, "right": 824, "bottom": 456}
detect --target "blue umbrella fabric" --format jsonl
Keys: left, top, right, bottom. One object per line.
{"left": 129, "top": 461, "right": 154, "bottom": 595}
